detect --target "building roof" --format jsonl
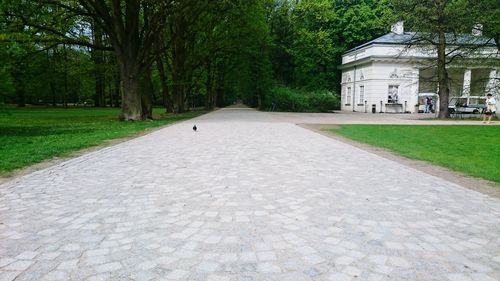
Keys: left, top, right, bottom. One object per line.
{"left": 345, "top": 32, "right": 497, "bottom": 54}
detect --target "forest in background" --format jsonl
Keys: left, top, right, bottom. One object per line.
{"left": 0, "top": 0, "right": 497, "bottom": 119}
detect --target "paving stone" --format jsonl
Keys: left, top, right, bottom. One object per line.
{"left": 304, "top": 267, "right": 322, "bottom": 277}
{"left": 165, "top": 269, "right": 189, "bottom": 279}
{"left": 57, "top": 259, "right": 78, "bottom": 270}
{"left": 2, "top": 260, "right": 34, "bottom": 271}
{"left": 0, "top": 257, "right": 16, "bottom": 267}
{"left": 205, "top": 236, "right": 222, "bottom": 244}
{"left": 95, "top": 262, "right": 122, "bottom": 273}
{"left": 0, "top": 271, "right": 22, "bottom": 281}
{"left": 136, "top": 261, "right": 156, "bottom": 270}
{"left": 41, "top": 270, "right": 68, "bottom": 281}
{"left": 15, "top": 251, "right": 38, "bottom": 260}
{"left": 197, "top": 261, "right": 219, "bottom": 272}
{"left": 0, "top": 108, "right": 499, "bottom": 279}
{"left": 220, "top": 253, "right": 238, "bottom": 263}
{"left": 470, "top": 273, "right": 497, "bottom": 281}
{"left": 447, "top": 273, "right": 474, "bottom": 281}
{"left": 257, "top": 262, "right": 281, "bottom": 273}
{"left": 388, "top": 256, "right": 410, "bottom": 268}
{"left": 335, "top": 256, "right": 355, "bottom": 266}
{"left": 239, "top": 263, "right": 257, "bottom": 273}
{"left": 257, "top": 251, "right": 277, "bottom": 261}
{"left": 61, "top": 243, "right": 81, "bottom": 252}
{"left": 368, "top": 255, "right": 388, "bottom": 265}
{"left": 328, "top": 272, "right": 352, "bottom": 281}
{"left": 236, "top": 276, "right": 254, "bottom": 281}
{"left": 207, "top": 275, "right": 231, "bottom": 281}
{"left": 85, "top": 249, "right": 109, "bottom": 257}
{"left": 240, "top": 252, "right": 258, "bottom": 263}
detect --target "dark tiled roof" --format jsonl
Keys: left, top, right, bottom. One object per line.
{"left": 345, "top": 32, "right": 497, "bottom": 54}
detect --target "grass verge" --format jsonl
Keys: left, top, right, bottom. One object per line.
{"left": 0, "top": 107, "right": 206, "bottom": 175}
{"left": 329, "top": 125, "right": 500, "bottom": 183}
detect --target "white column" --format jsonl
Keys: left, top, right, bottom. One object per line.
{"left": 414, "top": 68, "right": 420, "bottom": 113}
{"left": 486, "top": 69, "right": 498, "bottom": 96}
{"left": 462, "top": 69, "right": 472, "bottom": 96}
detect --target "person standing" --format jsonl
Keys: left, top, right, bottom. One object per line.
{"left": 483, "top": 94, "right": 497, "bottom": 124}
{"left": 425, "top": 97, "right": 432, "bottom": 113}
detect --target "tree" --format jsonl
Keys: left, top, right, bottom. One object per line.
{"left": 392, "top": 0, "right": 499, "bottom": 118}
{"left": 77, "top": 0, "right": 176, "bottom": 120}
{"left": 268, "top": 0, "right": 391, "bottom": 92}
{"left": 1, "top": 0, "right": 177, "bottom": 120}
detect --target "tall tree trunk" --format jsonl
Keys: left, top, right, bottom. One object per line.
{"left": 15, "top": 86, "right": 25, "bottom": 107}
{"left": 205, "top": 59, "right": 214, "bottom": 110}
{"left": 12, "top": 69, "right": 25, "bottom": 107}
{"left": 107, "top": 79, "right": 113, "bottom": 107}
{"left": 114, "top": 72, "right": 121, "bottom": 108}
{"left": 216, "top": 64, "right": 225, "bottom": 108}
{"left": 437, "top": 32, "right": 449, "bottom": 118}
{"left": 156, "top": 55, "right": 174, "bottom": 113}
{"left": 92, "top": 22, "right": 106, "bottom": 107}
{"left": 50, "top": 79, "right": 57, "bottom": 107}
{"left": 118, "top": 61, "right": 142, "bottom": 121}
{"left": 141, "top": 68, "right": 154, "bottom": 119}
{"left": 171, "top": 16, "right": 187, "bottom": 113}
{"left": 49, "top": 48, "right": 57, "bottom": 107}
{"left": 173, "top": 68, "right": 186, "bottom": 113}
{"left": 63, "top": 44, "right": 68, "bottom": 108}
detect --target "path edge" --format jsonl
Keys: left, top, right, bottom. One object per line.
{"left": 0, "top": 112, "right": 208, "bottom": 186}
{"left": 299, "top": 123, "right": 500, "bottom": 199}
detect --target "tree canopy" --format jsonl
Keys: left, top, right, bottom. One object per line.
{"left": 0, "top": 0, "right": 496, "bottom": 119}
{"left": 391, "top": 0, "right": 499, "bottom": 117}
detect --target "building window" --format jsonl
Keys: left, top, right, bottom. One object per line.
{"left": 346, "top": 87, "right": 352, "bottom": 105}
{"left": 359, "top": 85, "right": 365, "bottom": 104}
{"left": 388, "top": 85, "right": 399, "bottom": 103}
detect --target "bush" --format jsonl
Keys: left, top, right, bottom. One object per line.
{"left": 265, "top": 86, "right": 308, "bottom": 112}
{"left": 263, "top": 86, "right": 339, "bottom": 112}
{"left": 308, "top": 90, "right": 340, "bottom": 112}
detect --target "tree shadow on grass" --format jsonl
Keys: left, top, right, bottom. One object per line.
{"left": 0, "top": 126, "right": 94, "bottom": 137}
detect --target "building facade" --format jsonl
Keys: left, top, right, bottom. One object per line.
{"left": 339, "top": 22, "right": 499, "bottom": 113}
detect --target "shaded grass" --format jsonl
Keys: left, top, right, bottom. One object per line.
{"left": 329, "top": 125, "right": 500, "bottom": 183}
{"left": 0, "top": 107, "right": 206, "bottom": 175}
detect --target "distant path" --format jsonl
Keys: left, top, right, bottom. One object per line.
{"left": 1, "top": 108, "right": 499, "bottom": 280}
{"left": 268, "top": 110, "right": 499, "bottom": 125}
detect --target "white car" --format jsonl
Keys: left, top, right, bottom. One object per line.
{"left": 448, "top": 96, "right": 486, "bottom": 114}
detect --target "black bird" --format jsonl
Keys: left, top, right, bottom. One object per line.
{"left": 193, "top": 125, "right": 197, "bottom": 132}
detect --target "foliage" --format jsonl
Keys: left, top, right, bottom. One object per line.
{"left": 9, "top": 0, "right": 491, "bottom": 115}
{"left": 0, "top": 107, "right": 205, "bottom": 175}
{"left": 264, "top": 86, "right": 309, "bottom": 112}
{"left": 308, "top": 90, "right": 341, "bottom": 112}
{"left": 269, "top": 0, "right": 392, "bottom": 92}
{"left": 289, "top": 0, "right": 338, "bottom": 90}
{"left": 391, "top": 0, "right": 500, "bottom": 118}
{"left": 331, "top": 125, "right": 500, "bottom": 183}
{"left": 263, "top": 85, "right": 339, "bottom": 112}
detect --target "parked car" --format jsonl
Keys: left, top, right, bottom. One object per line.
{"left": 448, "top": 96, "right": 486, "bottom": 114}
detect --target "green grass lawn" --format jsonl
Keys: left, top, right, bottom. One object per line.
{"left": 330, "top": 125, "right": 500, "bottom": 183}
{"left": 0, "top": 107, "right": 205, "bottom": 175}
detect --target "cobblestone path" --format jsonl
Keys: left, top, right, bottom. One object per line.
{"left": 1, "top": 109, "right": 499, "bottom": 281}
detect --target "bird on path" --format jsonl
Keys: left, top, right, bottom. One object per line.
{"left": 193, "top": 125, "right": 197, "bottom": 132}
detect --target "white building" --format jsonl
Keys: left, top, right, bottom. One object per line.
{"left": 339, "top": 22, "right": 499, "bottom": 113}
